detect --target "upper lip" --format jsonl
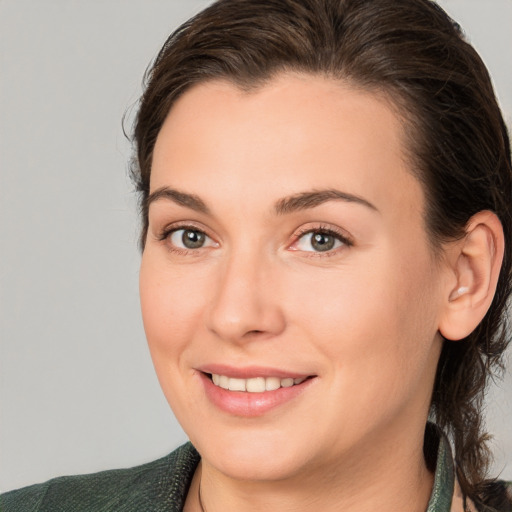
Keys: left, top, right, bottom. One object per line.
{"left": 196, "top": 364, "right": 314, "bottom": 380}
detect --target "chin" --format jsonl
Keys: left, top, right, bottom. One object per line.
{"left": 191, "top": 427, "right": 313, "bottom": 481}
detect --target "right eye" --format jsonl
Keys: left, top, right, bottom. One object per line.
{"left": 167, "top": 228, "right": 217, "bottom": 250}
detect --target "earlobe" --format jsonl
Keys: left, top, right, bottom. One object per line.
{"left": 438, "top": 211, "right": 504, "bottom": 341}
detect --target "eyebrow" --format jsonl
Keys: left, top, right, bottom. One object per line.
{"left": 274, "top": 189, "right": 379, "bottom": 215}
{"left": 146, "top": 187, "right": 210, "bottom": 214}
{"left": 146, "top": 186, "right": 378, "bottom": 216}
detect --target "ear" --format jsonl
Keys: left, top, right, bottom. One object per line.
{"left": 438, "top": 210, "right": 504, "bottom": 341}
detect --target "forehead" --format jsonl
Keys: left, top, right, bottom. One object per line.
{"left": 151, "top": 73, "right": 424, "bottom": 224}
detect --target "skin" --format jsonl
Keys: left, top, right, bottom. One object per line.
{"left": 139, "top": 74, "right": 485, "bottom": 512}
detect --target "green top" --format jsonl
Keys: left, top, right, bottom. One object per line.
{"left": 1, "top": 444, "right": 200, "bottom": 512}
{"left": 2, "top": 427, "right": 511, "bottom": 511}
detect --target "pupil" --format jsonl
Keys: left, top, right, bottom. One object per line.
{"left": 182, "top": 230, "right": 205, "bottom": 249}
{"left": 312, "top": 232, "right": 334, "bottom": 252}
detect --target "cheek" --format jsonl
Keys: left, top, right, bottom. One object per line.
{"left": 139, "top": 255, "right": 214, "bottom": 419}
{"left": 282, "top": 246, "right": 441, "bottom": 384}
{"left": 139, "top": 255, "right": 208, "bottom": 360}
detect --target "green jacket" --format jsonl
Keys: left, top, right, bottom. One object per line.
{"left": 2, "top": 427, "right": 511, "bottom": 511}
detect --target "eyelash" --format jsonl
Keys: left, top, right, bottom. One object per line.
{"left": 157, "top": 223, "right": 353, "bottom": 256}
{"left": 292, "top": 225, "right": 353, "bottom": 257}
{"left": 158, "top": 223, "right": 216, "bottom": 256}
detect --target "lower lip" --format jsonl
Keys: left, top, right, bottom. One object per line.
{"left": 199, "top": 373, "right": 315, "bottom": 417}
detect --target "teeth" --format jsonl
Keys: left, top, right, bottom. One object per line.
{"left": 246, "top": 377, "right": 265, "bottom": 392}
{"left": 265, "top": 377, "right": 281, "bottom": 391}
{"left": 228, "top": 378, "right": 246, "bottom": 391}
{"left": 211, "top": 374, "right": 307, "bottom": 393}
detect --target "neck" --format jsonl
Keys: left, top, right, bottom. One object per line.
{"left": 186, "top": 421, "right": 434, "bottom": 512}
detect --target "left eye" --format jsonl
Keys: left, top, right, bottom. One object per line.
{"left": 294, "top": 230, "right": 345, "bottom": 252}
{"left": 168, "top": 228, "right": 216, "bottom": 250}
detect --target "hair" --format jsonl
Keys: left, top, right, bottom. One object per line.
{"left": 130, "top": 0, "right": 512, "bottom": 505}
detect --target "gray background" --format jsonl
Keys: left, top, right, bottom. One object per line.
{"left": 1, "top": 0, "right": 511, "bottom": 493}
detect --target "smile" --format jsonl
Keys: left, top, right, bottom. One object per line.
{"left": 200, "top": 370, "right": 316, "bottom": 417}
{"left": 210, "top": 374, "right": 307, "bottom": 392}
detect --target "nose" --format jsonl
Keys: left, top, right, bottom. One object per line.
{"left": 206, "top": 250, "right": 286, "bottom": 344}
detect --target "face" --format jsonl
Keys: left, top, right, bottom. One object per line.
{"left": 140, "top": 74, "right": 448, "bottom": 483}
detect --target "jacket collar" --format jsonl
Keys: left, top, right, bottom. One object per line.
{"left": 425, "top": 423, "right": 477, "bottom": 512}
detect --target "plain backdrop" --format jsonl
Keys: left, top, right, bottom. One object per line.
{"left": 1, "top": 0, "right": 511, "bottom": 493}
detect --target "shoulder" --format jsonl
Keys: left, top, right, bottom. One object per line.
{"left": 0, "top": 443, "right": 200, "bottom": 512}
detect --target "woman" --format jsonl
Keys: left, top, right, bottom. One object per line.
{"left": 2, "top": 0, "right": 511, "bottom": 511}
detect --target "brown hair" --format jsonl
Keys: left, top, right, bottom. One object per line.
{"left": 130, "top": 0, "right": 512, "bottom": 504}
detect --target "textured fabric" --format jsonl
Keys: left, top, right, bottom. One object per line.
{"left": 0, "top": 444, "right": 200, "bottom": 512}
{"left": 2, "top": 428, "right": 511, "bottom": 511}
{"left": 427, "top": 426, "right": 455, "bottom": 512}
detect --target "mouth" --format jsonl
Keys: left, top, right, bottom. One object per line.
{"left": 198, "top": 368, "right": 316, "bottom": 417}
{"left": 208, "top": 373, "right": 309, "bottom": 392}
